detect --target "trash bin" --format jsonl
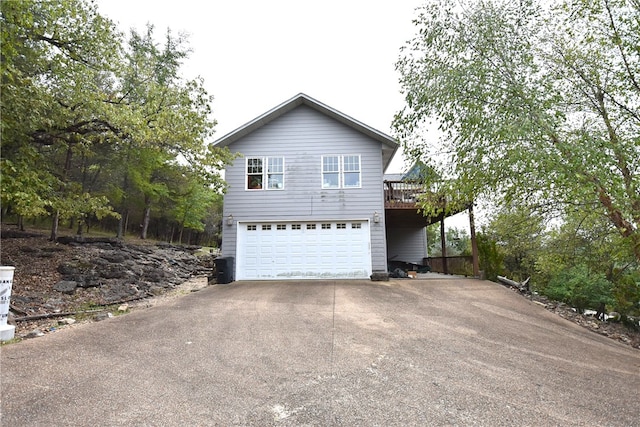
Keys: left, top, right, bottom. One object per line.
{"left": 215, "top": 257, "right": 234, "bottom": 284}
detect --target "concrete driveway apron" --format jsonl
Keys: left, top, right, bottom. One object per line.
{"left": 1, "top": 277, "right": 639, "bottom": 426}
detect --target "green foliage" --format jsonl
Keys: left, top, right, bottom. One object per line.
{"left": 612, "top": 271, "right": 640, "bottom": 317}
{"left": 395, "top": 0, "right": 640, "bottom": 262}
{"left": 0, "top": 155, "right": 56, "bottom": 219}
{"left": 172, "top": 181, "right": 219, "bottom": 234}
{"left": 1, "top": 0, "right": 122, "bottom": 238}
{"left": 485, "top": 206, "right": 545, "bottom": 282}
{"left": 110, "top": 24, "right": 232, "bottom": 239}
{"left": 427, "top": 226, "right": 471, "bottom": 256}
{"left": 535, "top": 210, "right": 638, "bottom": 286}
{"left": 476, "top": 232, "right": 504, "bottom": 282}
{"left": 448, "top": 227, "right": 471, "bottom": 256}
{"left": 543, "top": 265, "right": 614, "bottom": 313}
{"left": 480, "top": 204, "right": 639, "bottom": 314}
{"left": 1, "top": 0, "right": 232, "bottom": 242}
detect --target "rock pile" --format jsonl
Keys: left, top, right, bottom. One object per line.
{"left": 52, "top": 241, "right": 213, "bottom": 303}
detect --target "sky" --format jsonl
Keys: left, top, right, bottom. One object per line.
{"left": 95, "top": 0, "right": 428, "bottom": 174}
{"left": 95, "top": 0, "right": 471, "bottom": 229}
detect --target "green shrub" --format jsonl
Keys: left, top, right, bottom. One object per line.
{"left": 612, "top": 271, "right": 640, "bottom": 317}
{"left": 476, "top": 233, "right": 504, "bottom": 282}
{"left": 543, "top": 264, "right": 613, "bottom": 313}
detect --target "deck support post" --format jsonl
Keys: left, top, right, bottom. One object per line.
{"left": 440, "top": 217, "right": 448, "bottom": 275}
{"left": 469, "top": 203, "right": 480, "bottom": 278}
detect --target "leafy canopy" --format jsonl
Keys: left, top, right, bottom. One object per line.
{"left": 1, "top": 0, "right": 233, "bottom": 242}
{"left": 394, "top": 0, "right": 640, "bottom": 261}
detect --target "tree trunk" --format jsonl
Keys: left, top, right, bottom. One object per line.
{"left": 497, "top": 275, "right": 530, "bottom": 292}
{"left": 440, "top": 218, "right": 448, "bottom": 274}
{"left": 469, "top": 203, "right": 480, "bottom": 278}
{"left": 140, "top": 207, "right": 151, "bottom": 239}
{"left": 117, "top": 147, "right": 131, "bottom": 239}
{"left": 51, "top": 142, "right": 73, "bottom": 242}
{"left": 178, "top": 223, "right": 184, "bottom": 244}
{"left": 117, "top": 213, "right": 124, "bottom": 239}
{"left": 117, "top": 209, "right": 129, "bottom": 239}
{"left": 140, "top": 197, "right": 151, "bottom": 239}
{"left": 50, "top": 210, "right": 59, "bottom": 241}
{"left": 124, "top": 210, "right": 129, "bottom": 237}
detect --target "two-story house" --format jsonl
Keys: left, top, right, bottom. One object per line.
{"left": 214, "top": 93, "right": 437, "bottom": 281}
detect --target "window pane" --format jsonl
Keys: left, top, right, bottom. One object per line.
{"left": 267, "top": 174, "right": 283, "bottom": 189}
{"left": 266, "top": 157, "right": 284, "bottom": 189}
{"left": 248, "top": 175, "right": 263, "bottom": 189}
{"left": 344, "top": 172, "right": 360, "bottom": 187}
{"left": 323, "top": 156, "right": 339, "bottom": 172}
{"left": 343, "top": 155, "right": 360, "bottom": 172}
{"left": 247, "top": 158, "right": 263, "bottom": 189}
{"left": 247, "top": 158, "right": 263, "bottom": 174}
{"left": 322, "top": 173, "right": 339, "bottom": 188}
{"left": 267, "top": 157, "right": 283, "bottom": 173}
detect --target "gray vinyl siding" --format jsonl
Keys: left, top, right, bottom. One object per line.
{"left": 221, "top": 105, "right": 387, "bottom": 272}
{"left": 386, "top": 227, "right": 427, "bottom": 265}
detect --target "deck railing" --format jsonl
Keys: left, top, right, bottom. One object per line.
{"left": 424, "top": 256, "right": 474, "bottom": 276}
{"left": 384, "top": 180, "right": 429, "bottom": 209}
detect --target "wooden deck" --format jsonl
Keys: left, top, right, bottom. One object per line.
{"left": 384, "top": 180, "right": 429, "bottom": 209}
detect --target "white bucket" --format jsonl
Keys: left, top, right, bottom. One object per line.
{"left": 0, "top": 266, "right": 16, "bottom": 341}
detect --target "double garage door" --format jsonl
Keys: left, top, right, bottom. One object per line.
{"left": 236, "top": 220, "right": 371, "bottom": 280}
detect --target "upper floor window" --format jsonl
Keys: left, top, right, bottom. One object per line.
{"left": 343, "top": 155, "right": 361, "bottom": 188}
{"left": 247, "top": 157, "right": 284, "bottom": 190}
{"left": 322, "top": 155, "right": 361, "bottom": 189}
{"left": 247, "top": 158, "right": 263, "bottom": 189}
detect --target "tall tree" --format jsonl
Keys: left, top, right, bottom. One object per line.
{"left": 484, "top": 206, "right": 546, "bottom": 282}
{"left": 1, "top": 0, "right": 121, "bottom": 238}
{"left": 170, "top": 170, "right": 219, "bottom": 244}
{"left": 394, "top": 0, "right": 640, "bottom": 261}
{"left": 2, "top": 1, "right": 232, "bottom": 242}
{"left": 112, "top": 25, "right": 231, "bottom": 239}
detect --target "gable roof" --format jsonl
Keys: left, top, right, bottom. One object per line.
{"left": 401, "top": 161, "right": 435, "bottom": 182}
{"left": 213, "top": 93, "right": 399, "bottom": 170}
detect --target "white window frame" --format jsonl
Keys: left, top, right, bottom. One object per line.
{"left": 246, "top": 156, "right": 285, "bottom": 190}
{"left": 342, "top": 155, "right": 361, "bottom": 188}
{"left": 321, "top": 154, "right": 361, "bottom": 189}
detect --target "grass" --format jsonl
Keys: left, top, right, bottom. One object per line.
{"left": 0, "top": 337, "right": 22, "bottom": 346}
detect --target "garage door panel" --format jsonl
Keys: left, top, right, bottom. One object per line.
{"left": 237, "top": 221, "right": 371, "bottom": 280}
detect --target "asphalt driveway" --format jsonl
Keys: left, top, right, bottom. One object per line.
{"left": 1, "top": 276, "right": 639, "bottom": 426}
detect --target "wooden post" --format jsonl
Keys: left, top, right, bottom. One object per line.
{"left": 440, "top": 217, "right": 448, "bottom": 274}
{"left": 469, "top": 203, "right": 480, "bottom": 278}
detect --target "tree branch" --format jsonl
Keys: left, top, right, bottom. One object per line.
{"left": 604, "top": 0, "right": 640, "bottom": 92}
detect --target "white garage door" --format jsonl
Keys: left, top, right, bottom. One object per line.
{"left": 236, "top": 220, "right": 371, "bottom": 280}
